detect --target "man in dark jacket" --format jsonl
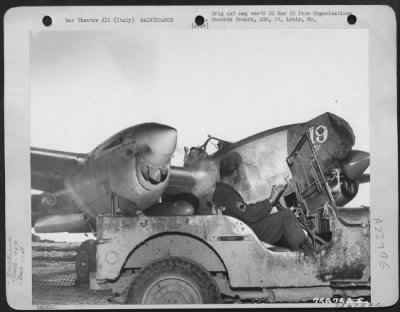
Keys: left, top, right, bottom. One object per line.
{"left": 212, "top": 151, "right": 312, "bottom": 252}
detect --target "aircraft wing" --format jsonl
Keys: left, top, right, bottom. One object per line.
{"left": 31, "top": 147, "right": 87, "bottom": 192}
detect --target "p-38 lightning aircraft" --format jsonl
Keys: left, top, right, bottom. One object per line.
{"left": 31, "top": 112, "right": 370, "bottom": 290}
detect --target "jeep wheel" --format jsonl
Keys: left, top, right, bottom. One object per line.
{"left": 75, "top": 239, "right": 96, "bottom": 285}
{"left": 126, "top": 257, "right": 220, "bottom": 304}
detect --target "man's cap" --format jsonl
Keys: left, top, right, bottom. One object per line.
{"left": 219, "top": 151, "right": 242, "bottom": 176}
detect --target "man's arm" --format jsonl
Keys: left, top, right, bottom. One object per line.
{"left": 213, "top": 183, "right": 287, "bottom": 224}
{"left": 269, "top": 184, "right": 287, "bottom": 206}
{"left": 238, "top": 184, "right": 287, "bottom": 222}
{"left": 244, "top": 199, "right": 273, "bottom": 222}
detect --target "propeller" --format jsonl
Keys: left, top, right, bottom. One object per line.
{"left": 141, "top": 164, "right": 169, "bottom": 184}
{"left": 358, "top": 173, "right": 370, "bottom": 184}
{"left": 341, "top": 150, "right": 370, "bottom": 181}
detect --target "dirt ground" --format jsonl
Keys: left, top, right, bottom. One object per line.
{"left": 32, "top": 242, "right": 113, "bottom": 306}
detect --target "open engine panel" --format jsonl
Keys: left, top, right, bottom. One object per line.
{"left": 284, "top": 130, "right": 364, "bottom": 252}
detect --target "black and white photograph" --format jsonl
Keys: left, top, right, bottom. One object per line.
{"left": 4, "top": 5, "right": 398, "bottom": 309}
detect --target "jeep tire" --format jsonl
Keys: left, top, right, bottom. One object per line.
{"left": 126, "top": 256, "right": 220, "bottom": 304}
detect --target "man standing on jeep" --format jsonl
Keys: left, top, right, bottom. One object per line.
{"left": 212, "top": 151, "right": 312, "bottom": 252}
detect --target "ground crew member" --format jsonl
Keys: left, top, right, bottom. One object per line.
{"left": 212, "top": 151, "right": 313, "bottom": 253}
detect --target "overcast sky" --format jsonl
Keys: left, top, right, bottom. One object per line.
{"left": 30, "top": 29, "right": 369, "bottom": 241}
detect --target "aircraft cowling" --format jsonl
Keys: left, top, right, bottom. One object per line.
{"left": 61, "top": 123, "right": 178, "bottom": 221}
{"left": 284, "top": 112, "right": 370, "bottom": 209}
{"left": 100, "top": 126, "right": 177, "bottom": 216}
{"left": 287, "top": 112, "right": 355, "bottom": 173}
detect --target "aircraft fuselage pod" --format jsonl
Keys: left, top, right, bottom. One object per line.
{"left": 165, "top": 112, "right": 369, "bottom": 216}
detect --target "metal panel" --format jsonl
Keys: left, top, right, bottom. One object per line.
{"left": 96, "top": 212, "right": 369, "bottom": 289}
{"left": 125, "top": 234, "right": 225, "bottom": 271}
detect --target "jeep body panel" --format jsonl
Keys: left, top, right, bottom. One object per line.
{"left": 125, "top": 234, "right": 225, "bottom": 272}
{"left": 96, "top": 207, "right": 369, "bottom": 289}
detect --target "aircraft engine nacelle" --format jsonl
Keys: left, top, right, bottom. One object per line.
{"left": 59, "top": 123, "right": 178, "bottom": 222}
{"left": 111, "top": 124, "right": 177, "bottom": 214}
{"left": 327, "top": 149, "right": 369, "bottom": 207}
{"left": 326, "top": 169, "right": 359, "bottom": 207}
{"left": 286, "top": 113, "right": 369, "bottom": 212}
{"left": 32, "top": 192, "right": 57, "bottom": 209}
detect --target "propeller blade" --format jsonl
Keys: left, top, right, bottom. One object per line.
{"left": 358, "top": 173, "right": 370, "bottom": 184}
{"left": 148, "top": 168, "right": 162, "bottom": 183}
{"left": 341, "top": 150, "right": 370, "bottom": 181}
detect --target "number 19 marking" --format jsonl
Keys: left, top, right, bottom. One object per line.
{"left": 308, "top": 125, "right": 328, "bottom": 144}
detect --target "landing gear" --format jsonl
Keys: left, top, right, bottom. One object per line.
{"left": 75, "top": 239, "right": 96, "bottom": 286}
